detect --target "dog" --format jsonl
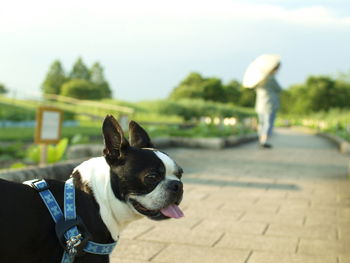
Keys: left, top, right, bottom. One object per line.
{"left": 0, "top": 115, "right": 184, "bottom": 263}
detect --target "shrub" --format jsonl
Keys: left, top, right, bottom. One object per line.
{"left": 26, "top": 138, "right": 69, "bottom": 164}
{"left": 60, "top": 79, "right": 104, "bottom": 100}
{"left": 0, "top": 142, "right": 25, "bottom": 159}
{"left": 155, "top": 99, "right": 255, "bottom": 121}
{"left": 0, "top": 103, "right": 36, "bottom": 121}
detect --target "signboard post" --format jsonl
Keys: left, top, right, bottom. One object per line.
{"left": 35, "top": 106, "right": 63, "bottom": 166}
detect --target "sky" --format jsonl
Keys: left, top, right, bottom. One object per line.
{"left": 0, "top": 0, "right": 349, "bottom": 101}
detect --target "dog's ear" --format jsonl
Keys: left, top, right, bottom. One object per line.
{"left": 129, "top": 120, "right": 154, "bottom": 148}
{"left": 102, "top": 115, "right": 130, "bottom": 163}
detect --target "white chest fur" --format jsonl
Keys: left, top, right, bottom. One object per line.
{"left": 73, "top": 157, "right": 142, "bottom": 241}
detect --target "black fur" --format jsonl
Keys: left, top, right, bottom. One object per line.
{"left": 0, "top": 115, "right": 183, "bottom": 263}
{"left": 0, "top": 179, "right": 113, "bottom": 263}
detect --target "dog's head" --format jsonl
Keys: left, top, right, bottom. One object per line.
{"left": 102, "top": 115, "right": 184, "bottom": 220}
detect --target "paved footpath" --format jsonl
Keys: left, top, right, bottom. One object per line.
{"left": 111, "top": 128, "right": 350, "bottom": 263}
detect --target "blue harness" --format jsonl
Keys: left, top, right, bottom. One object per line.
{"left": 25, "top": 178, "right": 117, "bottom": 263}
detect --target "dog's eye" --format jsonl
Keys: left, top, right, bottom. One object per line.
{"left": 144, "top": 173, "right": 160, "bottom": 185}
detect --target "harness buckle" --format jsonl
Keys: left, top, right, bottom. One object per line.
{"left": 66, "top": 234, "right": 82, "bottom": 255}
{"left": 55, "top": 216, "right": 91, "bottom": 257}
{"left": 24, "top": 179, "right": 50, "bottom": 192}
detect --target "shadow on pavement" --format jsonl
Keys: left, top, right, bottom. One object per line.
{"left": 183, "top": 177, "right": 300, "bottom": 190}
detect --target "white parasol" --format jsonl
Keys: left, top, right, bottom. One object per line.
{"left": 242, "top": 54, "right": 281, "bottom": 88}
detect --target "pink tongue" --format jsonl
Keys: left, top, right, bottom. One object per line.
{"left": 160, "top": 204, "right": 184, "bottom": 219}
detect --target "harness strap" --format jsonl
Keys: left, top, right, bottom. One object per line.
{"left": 24, "top": 179, "right": 117, "bottom": 263}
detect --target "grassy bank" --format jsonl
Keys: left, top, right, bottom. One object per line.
{"left": 278, "top": 109, "right": 350, "bottom": 141}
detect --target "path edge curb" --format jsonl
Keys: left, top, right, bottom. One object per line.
{"left": 316, "top": 132, "right": 350, "bottom": 155}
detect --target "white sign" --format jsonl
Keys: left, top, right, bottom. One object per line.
{"left": 41, "top": 111, "right": 61, "bottom": 140}
{"left": 35, "top": 107, "right": 63, "bottom": 144}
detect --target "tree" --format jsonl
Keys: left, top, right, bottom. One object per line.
{"left": 169, "top": 72, "right": 205, "bottom": 100}
{"left": 200, "top": 78, "right": 226, "bottom": 102}
{"left": 305, "top": 76, "right": 337, "bottom": 112}
{"left": 284, "top": 84, "right": 308, "bottom": 114}
{"left": 281, "top": 74, "right": 350, "bottom": 114}
{"left": 334, "top": 79, "right": 350, "bottom": 108}
{"left": 238, "top": 88, "right": 256, "bottom": 107}
{"left": 169, "top": 72, "right": 227, "bottom": 102}
{"left": 222, "top": 80, "right": 242, "bottom": 104}
{"left": 279, "top": 89, "right": 293, "bottom": 114}
{"left": 60, "top": 79, "right": 104, "bottom": 100}
{"left": 0, "top": 83, "right": 8, "bottom": 94}
{"left": 69, "top": 57, "right": 90, "bottom": 80}
{"left": 41, "top": 60, "right": 66, "bottom": 95}
{"left": 90, "top": 62, "right": 112, "bottom": 98}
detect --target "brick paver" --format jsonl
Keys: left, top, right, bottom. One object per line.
{"left": 111, "top": 128, "right": 350, "bottom": 263}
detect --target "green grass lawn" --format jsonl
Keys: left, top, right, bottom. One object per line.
{"left": 0, "top": 123, "right": 255, "bottom": 142}
{"left": 0, "top": 125, "right": 102, "bottom": 142}
{"left": 278, "top": 109, "right": 350, "bottom": 142}
{"left": 0, "top": 95, "right": 256, "bottom": 147}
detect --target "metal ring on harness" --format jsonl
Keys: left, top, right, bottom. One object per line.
{"left": 23, "top": 178, "right": 117, "bottom": 263}
{"left": 55, "top": 216, "right": 91, "bottom": 257}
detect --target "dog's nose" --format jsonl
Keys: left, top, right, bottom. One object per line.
{"left": 167, "top": 180, "right": 183, "bottom": 193}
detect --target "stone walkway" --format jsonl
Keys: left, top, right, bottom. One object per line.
{"left": 111, "top": 128, "right": 350, "bottom": 263}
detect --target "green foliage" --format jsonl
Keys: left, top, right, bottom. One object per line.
{"left": 0, "top": 142, "right": 25, "bottom": 159}
{"left": 147, "top": 123, "right": 231, "bottom": 138}
{"left": 169, "top": 72, "right": 226, "bottom": 102}
{"left": 279, "top": 108, "right": 350, "bottom": 142}
{"left": 70, "top": 134, "right": 90, "bottom": 145}
{"left": 41, "top": 58, "right": 112, "bottom": 100}
{"left": 0, "top": 124, "right": 101, "bottom": 142}
{"left": 0, "top": 103, "right": 36, "bottom": 121}
{"left": 170, "top": 72, "right": 206, "bottom": 100}
{"left": 41, "top": 60, "right": 66, "bottom": 95}
{"left": 222, "top": 80, "right": 241, "bottom": 104}
{"left": 304, "top": 76, "right": 337, "bottom": 112}
{"left": 60, "top": 59, "right": 112, "bottom": 100}
{"left": 281, "top": 74, "right": 350, "bottom": 114}
{"left": 143, "top": 99, "right": 254, "bottom": 121}
{"left": 146, "top": 123, "right": 255, "bottom": 138}
{"left": 61, "top": 79, "right": 105, "bottom": 100}
{"left": 26, "top": 138, "right": 69, "bottom": 164}
{"left": 239, "top": 89, "right": 256, "bottom": 107}
{"left": 0, "top": 83, "right": 8, "bottom": 94}
{"left": 10, "top": 162, "right": 27, "bottom": 169}
{"left": 0, "top": 100, "right": 75, "bottom": 121}
{"left": 90, "top": 62, "right": 112, "bottom": 98}
{"left": 169, "top": 72, "right": 255, "bottom": 107}
{"left": 47, "top": 138, "right": 68, "bottom": 163}
{"left": 69, "top": 57, "right": 90, "bottom": 80}
{"left": 26, "top": 145, "right": 40, "bottom": 163}
{"left": 105, "top": 98, "right": 255, "bottom": 123}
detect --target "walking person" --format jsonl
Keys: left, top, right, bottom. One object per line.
{"left": 243, "top": 54, "right": 282, "bottom": 148}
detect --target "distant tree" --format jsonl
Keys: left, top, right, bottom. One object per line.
{"left": 279, "top": 89, "right": 293, "bottom": 114}
{"left": 0, "top": 83, "right": 8, "bottom": 94}
{"left": 178, "top": 72, "right": 204, "bottom": 87}
{"left": 60, "top": 79, "right": 104, "bottom": 100}
{"left": 238, "top": 88, "right": 256, "bottom": 107}
{"left": 304, "top": 76, "right": 337, "bottom": 112}
{"left": 69, "top": 57, "right": 90, "bottom": 80}
{"left": 200, "top": 78, "right": 226, "bottom": 102}
{"left": 222, "top": 80, "right": 242, "bottom": 104}
{"left": 41, "top": 60, "right": 66, "bottom": 95}
{"left": 169, "top": 72, "right": 227, "bottom": 102}
{"left": 281, "top": 74, "right": 350, "bottom": 114}
{"left": 169, "top": 72, "right": 205, "bottom": 100}
{"left": 334, "top": 78, "right": 350, "bottom": 108}
{"left": 90, "top": 62, "right": 112, "bottom": 98}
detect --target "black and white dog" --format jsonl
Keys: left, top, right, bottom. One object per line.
{"left": 0, "top": 115, "right": 184, "bottom": 263}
